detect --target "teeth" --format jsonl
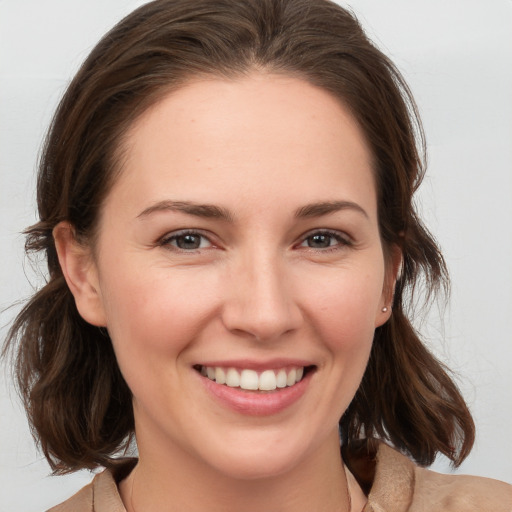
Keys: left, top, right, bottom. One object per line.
{"left": 240, "top": 369, "right": 259, "bottom": 390}
{"left": 201, "top": 365, "right": 306, "bottom": 391}
{"left": 226, "top": 368, "right": 240, "bottom": 387}
{"left": 276, "top": 369, "right": 287, "bottom": 388}
{"left": 215, "top": 367, "right": 226, "bottom": 385}
{"left": 286, "top": 368, "right": 296, "bottom": 386}
{"left": 259, "top": 370, "right": 277, "bottom": 391}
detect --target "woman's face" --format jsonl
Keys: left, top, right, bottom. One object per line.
{"left": 75, "top": 73, "right": 395, "bottom": 479}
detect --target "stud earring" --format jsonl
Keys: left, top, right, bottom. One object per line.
{"left": 381, "top": 306, "right": 389, "bottom": 313}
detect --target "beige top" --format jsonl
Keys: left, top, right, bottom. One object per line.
{"left": 48, "top": 440, "right": 512, "bottom": 512}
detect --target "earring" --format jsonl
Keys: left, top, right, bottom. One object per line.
{"left": 381, "top": 306, "right": 389, "bottom": 313}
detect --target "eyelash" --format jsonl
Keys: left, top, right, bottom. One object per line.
{"left": 158, "top": 229, "right": 352, "bottom": 253}
{"left": 158, "top": 230, "right": 214, "bottom": 251}
{"left": 297, "top": 230, "right": 352, "bottom": 252}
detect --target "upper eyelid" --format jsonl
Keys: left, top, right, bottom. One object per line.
{"left": 156, "top": 227, "right": 352, "bottom": 248}
{"left": 160, "top": 228, "right": 212, "bottom": 239}
{"left": 292, "top": 230, "right": 353, "bottom": 254}
{"left": 159, "top": 229, "right": 216, "bottom": 247}
{"left": 298, "top": 228, "right": 352, "bottom": 243}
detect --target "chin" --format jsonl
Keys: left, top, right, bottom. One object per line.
{"left": 212, "top": 451, "right": 304, "bottom": 481}
{"left": 199, "top": 429, "right": 316, "bottom": 481}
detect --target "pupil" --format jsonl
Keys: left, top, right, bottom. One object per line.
{"left": 309, "top": 234, "right": 330, "bottom": 248}
{"left": 177, "top": 234, "right": 200, "bottom": 249}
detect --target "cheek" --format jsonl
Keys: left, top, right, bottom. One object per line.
{"left": 98, "top": 265, "right": 220, "bottom": 378}
{"left": 301, "top": 265, "right": 384, "bottom": 347}
{"left": 293, "top": 270, "right": 381, "bottom": 430}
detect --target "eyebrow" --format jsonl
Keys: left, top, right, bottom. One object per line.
{"left": 137, "top": 200, "right": 234, "bottom": 221}
{"left": 137, "top": 199, "right": 368, "bottom": 222}
{"left": 294, "top": 201, "right": 369, "bottom": 219}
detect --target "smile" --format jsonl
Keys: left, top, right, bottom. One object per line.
{"left": 194, "top": 363, "right": 315, "bottom": 415}
{"left": 197, "top": 366, "right": 306, "bottom": 391}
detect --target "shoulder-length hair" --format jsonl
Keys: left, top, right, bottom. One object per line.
{"left": 5, "top": 0, "right": 474, "bottom": 473}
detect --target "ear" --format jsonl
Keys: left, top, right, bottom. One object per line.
{"left": 375, "top": 244, "right": 402, "bottom": 327}
{"left": 53, "top": 222, "right": 107, "bottom": 327}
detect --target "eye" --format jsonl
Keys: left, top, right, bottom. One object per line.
{"left": 160, "top": 230, "right": 213, "bottom": 251}
{"left": 299, "top": 230, "right": 350, "bottom": 250}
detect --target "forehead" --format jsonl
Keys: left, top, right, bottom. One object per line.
{"left": 109, "top": 73, "right": 376, "bottom": 219}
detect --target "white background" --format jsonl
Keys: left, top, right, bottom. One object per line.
{"left": 1, "top": 1, "right": 511, "bottom": 510}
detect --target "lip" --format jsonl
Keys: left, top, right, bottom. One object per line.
{"left": 196, "top": 358, "right": 313, "bottom": 372}
{"left": 195, "top": 363, "right": 314, "bottom": 416}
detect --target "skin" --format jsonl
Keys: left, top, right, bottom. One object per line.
{"left": 55, "top": 73, "right": 399, "bottom": 512}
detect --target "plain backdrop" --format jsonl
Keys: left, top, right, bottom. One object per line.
{"left": 1, "top": 1, "right": 511, "bottom": 510}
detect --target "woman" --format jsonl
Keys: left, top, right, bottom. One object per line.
{"left": 3, "top": 0, "right": 511, "bottom": 510}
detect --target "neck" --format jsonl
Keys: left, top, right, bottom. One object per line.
{"left": 121, "top": 429, "right": 351, "bottom": 512}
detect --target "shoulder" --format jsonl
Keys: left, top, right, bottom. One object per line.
{"left": 413, "top": 464, "right": 512, "bottom": 512}
{"left": 343, "top": 439, "right": 512, "bottom": 512}
{"left": 47, "top": 479, "right": 94, "bottom": 512}
{"left": 46, "top": 460, "right": 136, "bottom": 512}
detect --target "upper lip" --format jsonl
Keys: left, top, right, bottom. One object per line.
{"left": 195, "top": 358, "right": 315, "bottom": 371}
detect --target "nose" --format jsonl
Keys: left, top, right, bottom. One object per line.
{"left": 221, "top": 250, "right": 303, "bottom": 342}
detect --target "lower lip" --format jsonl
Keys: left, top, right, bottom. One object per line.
{"left": 198, "top": 370, "right": 312, "bottom": 416}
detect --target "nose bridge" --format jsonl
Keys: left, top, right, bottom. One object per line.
{"left": 222, "top": 244, "right": 302, "bottom": 341}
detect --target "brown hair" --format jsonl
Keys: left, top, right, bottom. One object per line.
{"left": 4, "top": 0, "right": 474, "bottom": 473}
